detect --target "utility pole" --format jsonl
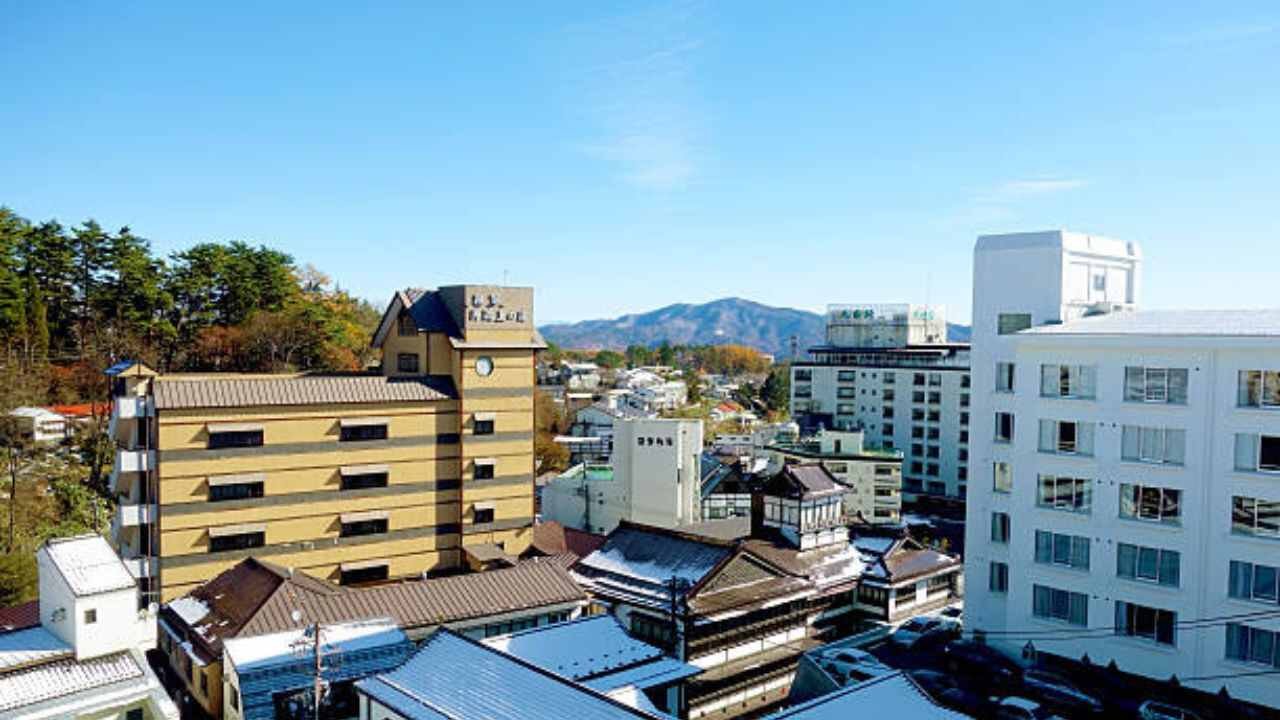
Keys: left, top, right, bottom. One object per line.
{"left": 312, "top": 622, "right": 323, "bottom": 720}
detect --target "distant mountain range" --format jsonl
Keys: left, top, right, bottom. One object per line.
{"left": 539, "top": 298, "right": 970, "bottom": 359}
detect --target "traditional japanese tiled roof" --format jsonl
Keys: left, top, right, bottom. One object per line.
{"left": 0, "top": 649, "right": 145, "bottom": 713}
{"left": 152, "top": 373, "right": 456, "bottom": 409}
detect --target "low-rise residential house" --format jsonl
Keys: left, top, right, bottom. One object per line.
{"left": 483, "top": 614, "right": 702, "bottom": 717}
{"left": 6, "top": 406, "right": 69, "bottom": 443}
{"left": 851, "top": 534, "right": 962, "bottom": 624}
{"left": 573, "top": 464, "right": 866, "bottom": 719}
{"left": 544, "top": 418, "right": 703, "bottom": 535}
{"left": 355, "top": 629, "right": 668, "bottom": 719}
{"left": 699, "top": 454, "right": 762, "bottom": 521}
{"left": 568, "top": 397, "right": 658, "bottom": 464}
{"left": 223, "top": 619, "right": 413, "bottom": 720}
{"left": 561, "top": 361, "right": 603, "bottom": 390}
{"left": 159, "top": 557, "right": 588, "bottom": 718}
{"left": 617, "top": 368, "right": 665, "bottom": 390}
{"left": 630, "top": 381, "right": 688, "bottom": 413}
{"left": 0, "top": 534, "right": 176, "bottom": 720}
{"left": 524, "top": 520, "right": 607, "bottom": 565}
{"left": 709, "top": 401, "right": 755, "bottom": 424}
{"left": 766, "top": 430, "right": 904, "bottom": 525}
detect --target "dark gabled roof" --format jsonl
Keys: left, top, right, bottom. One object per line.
{"left": 759, "top": 464, "right": 846, "bottom": 500}
{"left": 572, "top": 523, "right": 736, "bottom": 609}
{"left": 164, "top": 558, "right": 586, "bottom": 659}
{"left": 401, "top": 288, "right": 464, "bottom": 338}
{"left": 152, "top": 373, "right": 456, "bottom": 410}
{"left": 0, "top": 600, "right": 38, "bottom": 634}
{"left": 528, "top": 521, "right": 606, "bottom": 560}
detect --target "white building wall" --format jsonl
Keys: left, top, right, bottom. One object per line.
{"left": 615, "top": 418, "right": 703, "bottom": 527}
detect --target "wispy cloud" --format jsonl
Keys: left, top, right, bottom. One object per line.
{"left": 1159, "top": 22, "right": 1276, "bottom": 49}
{"left": 565, "top": 2, "right": 706, "bottom": 191}
{"left": 936, "top": 177, "right": 1087, "bottom": 231}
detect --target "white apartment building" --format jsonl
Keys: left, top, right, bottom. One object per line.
{"left": 790, "top": 304, "right": 971, "bottom": 501}
{"left": 542, "top": 417, "right": 704, "bottom": 534}
{"left": 965, "top": 230, "right": 1280, "bottom": 709}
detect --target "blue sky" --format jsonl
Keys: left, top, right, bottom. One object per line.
{"left": 3, "top": 2, "right": 1277, "bottom": 324}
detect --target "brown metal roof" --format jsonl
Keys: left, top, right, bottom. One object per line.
{"left": 0, "top": 600, "right": 39, "bottom": 634}
{"left": 165, "top": 557, "right": 586, "bottom": 656}
{"left": 153, "top": 374, "right": 456, "bottom": 410}
{"left": 527, "top": 521, "right": 606, "bottom": 560}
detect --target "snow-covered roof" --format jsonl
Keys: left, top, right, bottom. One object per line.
{"left": 41, "top": 534, "right": 135, "bottom": 597}
{"left": 166, "top": 596, "right": 210, "bottom": 627}
{"left": 767, "top": 671, "right": 965, "bottom": 719}
{"left": 7, "top": 407, "right": 65, "bottom": 420}
{"left": 852, "top": 536, "right": 896, "bottom": 557}
{"left": 224, "top": 619, "right": 406, "bottom": 673}
{"left": 580, "top": 657, "right": 703, "bottom": 695}
{"left": 0, "top": 626, "right": 72, "bottom": 672}
{"left": 356, "top": 630, "right": 661, "bottom": 719}
{"left": 0, "top": 649, "right": 149, "bottom": 713}
{"left": 483, "top": 615, "right": 663, "bottom": 682}
{"left": 1021, "top": 309, "right": 1280, "bottom": 338}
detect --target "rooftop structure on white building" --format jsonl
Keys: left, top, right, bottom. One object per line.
{"left": 0, "top": 534, "right": 177, "bottom": 720}
{"left": 561, "top": 361, "right": 604, "bottom": 391}
{"left": 566, "top": 394, "right": 659, "bottom": 465}
{"left": 765, "top": 429, "right": 905, "bottom": 525}
{"left": 790, "top": 303, "right": 971, "bottom": 502}
{"left": 965, "top": 229, "right": 1280, "bottom": 712}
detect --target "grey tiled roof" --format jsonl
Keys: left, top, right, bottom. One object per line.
{"left": 0, "top": 650, "right": 144, "bottom": 712}
{"left": 153, "top": 374, "right": 456, "bottom": 410}
{"left": 1022, "top": 309, "right": 1280, "bottom": 337}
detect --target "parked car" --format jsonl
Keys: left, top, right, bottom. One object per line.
{"left": 942, "top": 641, "right": 1023, "bottom": 689}
{"left": 1022, "top": 668, "right": 1104, "bottom": 715}
{"left": 890, "top": 616, "right": 960, "bottom": 648}
{"left": 939, "top": 606, "right": 963, "bottom": 621}
{"left": 909, "top": 671, "right": 989, "bottom": 716}
{"left": 994, "top": 696, "right": 1066, "bottom": 720}
{"left": 1138, "top": 700, "right": 1204, "bottom": 720}
{"left": 818, "top": 647, "right": 891, "bottom": 684}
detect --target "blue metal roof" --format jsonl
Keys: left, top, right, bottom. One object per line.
{"left": 356, "top": 629, "right": 661, "bottom": 720}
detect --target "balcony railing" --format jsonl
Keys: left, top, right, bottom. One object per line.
{"left": 114, "top": 396, "right": 153, "bottom": 420}
{"left": 123, "top": 556, "right": 157, "bottom": 580}
{"left": 116, "top": 502, "right": 157, "bottom": 528}
{"left": 114, "top": 448, "right": 155, "bottom": 475}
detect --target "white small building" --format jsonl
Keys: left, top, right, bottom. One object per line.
{"left": 567, "top": 397, "right": 658, "bottom": 465}
{"left": 7, "top": 407, "right": 68, "bottom": 443}
{"left": 560, "top": 361, "right": 602, "bottom": 391}
{"left": 543, "top": 417, "right": 704, "bottom": 535}
{"left": 629, "top": 381, "right": 688, "bottom": 413}
{"left": 0, "top": 534, "right": 175, "bottom": 719}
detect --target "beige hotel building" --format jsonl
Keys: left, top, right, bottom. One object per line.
{"left": 106, "top": 285, "right": 542, "bottom": 602}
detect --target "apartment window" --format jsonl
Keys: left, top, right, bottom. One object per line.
{"left": 340, "top": 564, "right": 389, "bottom": 586}
{"left": 209, "top": 479, "right": 264, "bottom": 502}
{"left": 911, "top": 426, "right": 924, "bottom": 439}
{"left": 958, "top": 448, "right": 968, "bottom": 462}
{"left": 397, "top": 353, "right": 420, "bottom": 373}
{"left": 1122, "top": 426, "right": 1186, "bottom": 465}
{"left": 1229, "top": 561, "right": 1280, "bottom": 604}
{"left": 926, "top": 392, "right": 940, "bottom": 405}
{"left": 1124, "top": 366, "right": 1188, "bottom": 404}
{"left": 341, "top": 470, "right": 389, "bottom": 490}
{"left": 927, "top": 410, "right": 941, "bottom": 423}
{"left": 793, "top": 385, "right": 812, "bottom": 399}
{"left": 838, "top": 370, "right": 857, "bottom": 382}
{"left": 994, "top": 413, "right": 1014, "bottom": 443}
{"left": 882, "top": 423, "right": 894, "bottom": 435}
{"left": 340, "top": 421, "right": 389, "bottom": 442}
{"left": 1235, "top": 433, "right": 1280, "bottom": 473}
{"left": 883, "top": 389, "right": 895, "bottom": 402}
{"left": 989, "top": 562, "right": 1009, "bottom": 594}
{"left": 397, "top": 312, "right": 416, "bottom": 336}
{"left": 838, "top": 387, "right": 856, "bottom": 399}
{"left": 1034, "top": 530, "right": 1090, "bottom": 570}
{"left": 1118, "top": 543, "right": 1180, "bottom": 587}
{"left": 1121, "top": 484, "right": 1182, "bottom": 524}
{"left": 883, "top": 372, "right": 895, "bottom": 385}
{"left": 207, "top": 428, "right": 263, "bottom": 450}
{"left": 473, "top": 506, "right": 496, "bottom": 524}
{"left": 1038, "top": 419, "right": 1094, "bottom": 455}
{"left": 1037, "top": 475, "right": 1092, "bottom": 513}
{"left": 475, "top": 462, "right": 495, "bottom": 480}
{"left": 990, "top": 512, "right": 1010, "bottom": 544}
{"left": 928, "top": 373, "right": 942, "bottom": 387}
{"left": 340, "top": 517, "right": 389, "bottom": 538}
{"left": 926, "top": 445, "right": 940, "bottom": 459}
{"left": 794, "top": 369, "right": 813, "bottom": 382}
{"left": 1115, "top": 602, "right": 1176, "bottom": 646}
{"left": 911, "top": 443, "right": 924, "bottom": 457}
{"left": 913, "top": 373, "right": 926, "bottom": 386}
{"left": 912, "top": 391, "right": 925, "bottom": 404}
{"left": 927, "top": 427, "right": 939, "bottom": 440}
{"left": 209, "top": 530, "right": 265, "bottom": 553}
{"left": 998, "top": 313, "right": 1032, "bottom": 335}
{"left": 474, "top": 418, "right": 496, "bottom": 435}
{"left": 882, "top": 407, "right": 894, "bottom": 419}
{"left": 1232, "top": 496, "right": 1280, "bottom": 538}
{"left": 960, "top": 429, "right": 969, "bottom": 443}
{"left": 84, "top": 608, "right": 97, "bottom": 624}
{"left": 1032, "top": 584, "right": 1088, "bottom": 626}
{"left": 960, "top": 394, "right": 970, "bottom": 408}
{"left": 1040, "top": 364, "right": 1097, "bottom": 399}
{"left": 437, "top": 433, "right": 461, "bottom": 445}
{"left": 1239, "top": 370, "right": 1280, "bottom": 408}
{"left": 995, "top": 362, "right": 1015, "bottom": 393}
{"left": 961, "top": 374, "right": 971, "bottom": 389}
{"left": 1226, "top": 624, "right": 1280, "bottom": 667}
{"left": 910, "top": 461, "right": 923, "bottom": 474}
{"left": 926, "top": 463, "right": 939, "bottom": 477}
{"left": 993, "top": 461, "right": 1012, "bottom": 493}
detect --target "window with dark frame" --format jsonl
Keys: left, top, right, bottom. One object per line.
{"left": 209, "top": 481, "right": 264, "bottom": 502}
{"left": 340, "top": 423, "right": 388, "bottom": 442}
{"left": 340, "top": 564, "right": 389, "bottom": 586}
{"left": 475, "top": 463, "right": 495, "bottom": 480}
{"left": 397, "top": 353, "right": 420, "bottom": 373}
{"left": 341, "top": 471, "right": 389, "bottom": 491}
{"left": 474, "top": 418, "right": 495, "bottom": 435}
{"left": 340, "top": 517, "right": 389, "bottom": 538}
{"left": 209, "top": 531, "right": 265, "bottom": 553}
{"left": 473, "top": 507, "right": 495, "bottom": 524}
{"left": 208, "top": 430, "right": 263, "bottom": 450}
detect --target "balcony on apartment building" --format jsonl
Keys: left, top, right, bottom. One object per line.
{"left": 108, "top": 395, "right": 153, "bottom": 440}
{"left": 108, "top": 448, "right": 155, "bottom": 496}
